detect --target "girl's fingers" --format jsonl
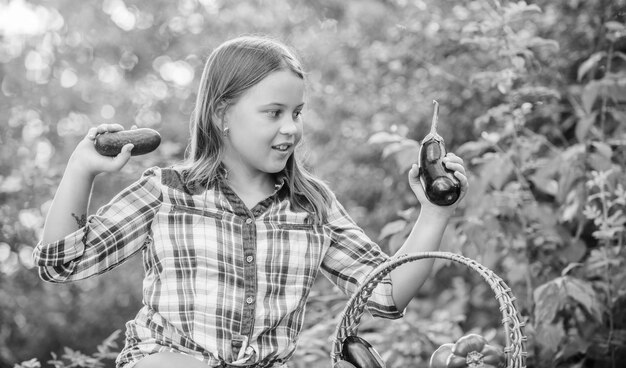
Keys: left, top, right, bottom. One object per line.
{"left": 86, "top": 124, "right": 125, "bottom": 142}
{"left": 456, "top": 171, "right": 469, "bottom": 201}
{"left": 443, "top": 152, "right": 469, "bottom": 200}
{"left": 87, "top": 124, "right": 125, "bottom": 142}
{"left": 443, "top": 161, "right": 465, "bottom": 174}
{"left": 443, "top": 153, "right": 466, "bottom": 175}
{"left": 107, "top": 144, "right": 134, "bottom": 171}
{"left": 455, "top": 171, "right": 469, "bottom": 189}
{"left": 443, "top": 153, "right": 463, "bottom": 165}
{"left": 96, "top": 123, "right": 124, "bottom": 134}
{"left": 86, "top": 127, "right": 99, "bottom": 140}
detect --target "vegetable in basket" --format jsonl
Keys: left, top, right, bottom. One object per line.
{"left": 429, "top": 334, "right": 505, "bottom": 368}
{"left": 341, "top": 335, "right": 386, "bottom": 368}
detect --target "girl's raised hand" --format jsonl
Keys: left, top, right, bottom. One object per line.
{"left": 68, "top": 124, "right": 134, "bottom": 176}
{"left": 408, "top": 152, "right": 469, "bottom": 215}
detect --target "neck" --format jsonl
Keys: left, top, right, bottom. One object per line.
{"left": 222, "top": 160, "right": 274, "bottom": 196}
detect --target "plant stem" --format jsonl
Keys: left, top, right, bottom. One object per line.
{"left": 600, "top": 40, "right": 613, "bottom": 141}
{"left": 598, "top": 177, "right": 615, "bottom": 368}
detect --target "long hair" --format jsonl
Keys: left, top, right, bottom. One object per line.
{"left": 179, "top": 35, "right": 333, "bottom": 224}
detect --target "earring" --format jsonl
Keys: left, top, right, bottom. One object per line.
{"left": 223, "top": 126, "right": 230, "bottom": 137}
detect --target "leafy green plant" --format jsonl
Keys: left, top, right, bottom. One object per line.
{"left": 371, "top": 1, "right": 626, "bottom": 367}
{"left": 14, "top": 330, "right": 121, "bottom": 368}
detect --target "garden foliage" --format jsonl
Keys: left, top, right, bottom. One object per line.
{"left": 1, "top": 0, "right": 624, "bottom": 367}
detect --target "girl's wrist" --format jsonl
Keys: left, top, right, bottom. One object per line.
{"left": 66, "top": 155, "right": 98, "bottom": 181}
{"left": 418, "top": 203, "right": 455, "bottom": 221}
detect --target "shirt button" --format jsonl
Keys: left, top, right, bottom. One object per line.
{"left": 245, "top": 218, "right": 253, "bottom": 224}
{"left": 246, "top": 255, "right": 254, "bottom": 263}
{"left": 246, "top": 296, "right": 254, "bottom": 304}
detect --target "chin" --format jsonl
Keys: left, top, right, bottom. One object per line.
{"left": 264, "top": 155, "right": 292, "bottom": 174}
{"left": 265, "top": 165, "right": 286, "bottom": 174}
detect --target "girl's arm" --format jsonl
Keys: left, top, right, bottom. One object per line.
{"left": 389, "top": 154, "right": 468, "bottom": 311}
{"left": 41, "top": 124, "right": 133, "bottom": 244}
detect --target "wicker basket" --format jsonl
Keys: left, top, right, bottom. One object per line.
{"left": 330, "top": 251, "right": 527, "bottom": 368}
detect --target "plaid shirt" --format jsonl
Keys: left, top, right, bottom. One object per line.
{"left": 33, "top": 167, "right": 403, "bottom": 368}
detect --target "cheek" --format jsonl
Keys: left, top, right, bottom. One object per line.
{"left": 295, "top": 124, "right": 304, "bottom": 143}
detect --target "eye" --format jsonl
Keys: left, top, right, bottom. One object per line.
{"left": 293, "top": 109, "right": 303, "bottom": 119}
{"left": 266, "top": 110, "right": 282, "bottom": 119}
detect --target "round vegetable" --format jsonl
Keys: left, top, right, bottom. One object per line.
{"left": 430, "top": 343, "right": 454, "bottom": 368}
{"left": 334, "top": 359, "right": 358, "bottom": 368}
{"left": 452, "top": 334, "right": 488, "bottom": 356}
{"left": 429, "top": 334, "right": 505, "bottom": 368}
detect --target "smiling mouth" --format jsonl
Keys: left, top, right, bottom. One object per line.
{"left": 272, "top": 144, "right": 292, "bottom": 152}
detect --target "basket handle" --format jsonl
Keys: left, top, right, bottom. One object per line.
{"left": 330, "top": 251, "right": 527, "bottom": 368}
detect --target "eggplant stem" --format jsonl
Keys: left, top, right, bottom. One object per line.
{"left": 430, "top": 100, "right": 439, "bottom": 135}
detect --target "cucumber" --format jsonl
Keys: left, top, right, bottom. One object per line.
{"left": 94, "top": 128, "right": 161, "bottom": 156}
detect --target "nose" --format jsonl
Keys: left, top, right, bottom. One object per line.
{"left": 279, "top": 116, "right": 299, "bottom": 136}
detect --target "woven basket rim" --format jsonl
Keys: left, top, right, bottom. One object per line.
{"left": 330, "top": 251, "right": 528, "bottom": 368}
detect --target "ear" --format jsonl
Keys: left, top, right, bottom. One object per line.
{"left": 213, "top": 100, "right": 229, "bottom": 129}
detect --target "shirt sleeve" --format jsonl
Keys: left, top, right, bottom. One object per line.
{"left": 33, "top": 167, "right": 163, "bottom": 283}
{"left": 320, "top": 194, "right": 404, "bottom": 319}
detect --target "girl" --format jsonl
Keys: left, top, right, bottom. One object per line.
{"left": 34, "top": 35, "right": 468, "bottom": 368}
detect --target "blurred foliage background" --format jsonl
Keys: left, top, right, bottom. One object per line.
{"left": 1, "top": 0, "right": 626, "bottom": 367}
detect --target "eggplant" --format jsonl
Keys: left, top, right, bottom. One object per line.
{"left": 341, "top": 335, "right": 386, "bottom": 368}
{"left": 417, "top": 101, "right": 461, "bottom": 206}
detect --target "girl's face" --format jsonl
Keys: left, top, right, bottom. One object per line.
{"left": 222, "top": 70, "right": 304, "bottom": 177}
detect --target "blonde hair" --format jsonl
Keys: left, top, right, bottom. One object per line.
{"left": 180, "top": 35, "right": 332, "bottom": 224}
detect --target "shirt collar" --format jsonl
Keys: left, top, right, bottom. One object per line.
{"left": 273, "top": 171, "right": 288, "bottom": 194}
{"left": 217, "top": 165, "right": 290, "bottom": 195}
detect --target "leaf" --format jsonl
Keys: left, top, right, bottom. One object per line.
{"left": 529, "top": 175, "right": 558, "bottom": 196}
{"left": 460, "top": 36, "right": 500, "bottom": 48}
{"left": 533, "top": 280, "right": 564, "bottom": 323}
{"left": 528, "top": 156, "right": 561, "bottom": 197}
{"left": 456, "top": 139, "right": 493, "bottom": 158}
{"left": 577, "top": 52, "right": 606, "bottom": 81}
{"left": 480, "top": 153, "right": 514, "bottom": 190}
{"left": 562, "top": 276, "right": 604, "bottom": 322}
{"left": 615, "top": 51, "right": 626, "bottom": 63}
{"left": 388, "top": 231, "right": 407, "bottom": 254}
{"left": 368, "top": 131, "right": 404, "bottom": 145}
{"left": 605, "top": 21, "right": 626, "bottom": 32}
{"left": 381, "top": 139, "right": 420, "bottom": 172}
{"left": 560, "top": 190, "right": 581, "bottom": 222}
{"left": 587, "top": 151, "right": 612, "bottom": 171}
{"left": 608, "top": 106, "right": 626, "bottom": 123}
{"left": 592, "top": 226, "right": 624, "bottom": 240}
{"left": 535, "top": 322, "right": 564, "bottom": 354}
{"left": 557, "top": 236, "right": 586, "bottom": 265}
{"left": 584, "top": 248, "right": 622, "bottom": 279}
{"left": 555, "top": 334, "right": 591, "bottom": 362}
{"left": 526, "top": 37, "right": 560, "bottom": 51}
{"left": 605, "top": 20, "right": 626, "bottom": 41}
{"left": 378, "top": 219, "right": 407, "bottom": 240}
{"left": 503, "top": 2, "right": 542, "bottom": 21}
{"left": 94, "top": 329, "right": 122, "bottom": 359}
{"left": 575, "top": 111, "right": 597, "bottom": 142}
{"left": 589, "top": 141, "right": 612, "bottom": 159}
{"left": 581, "top": 82, "right": 600, "bottom": 114}
{"left": 502, "top": 256, "right": 528, "bottom": 284}
{"left": 14, "top": 358, "right": 41, "bottom": 368}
